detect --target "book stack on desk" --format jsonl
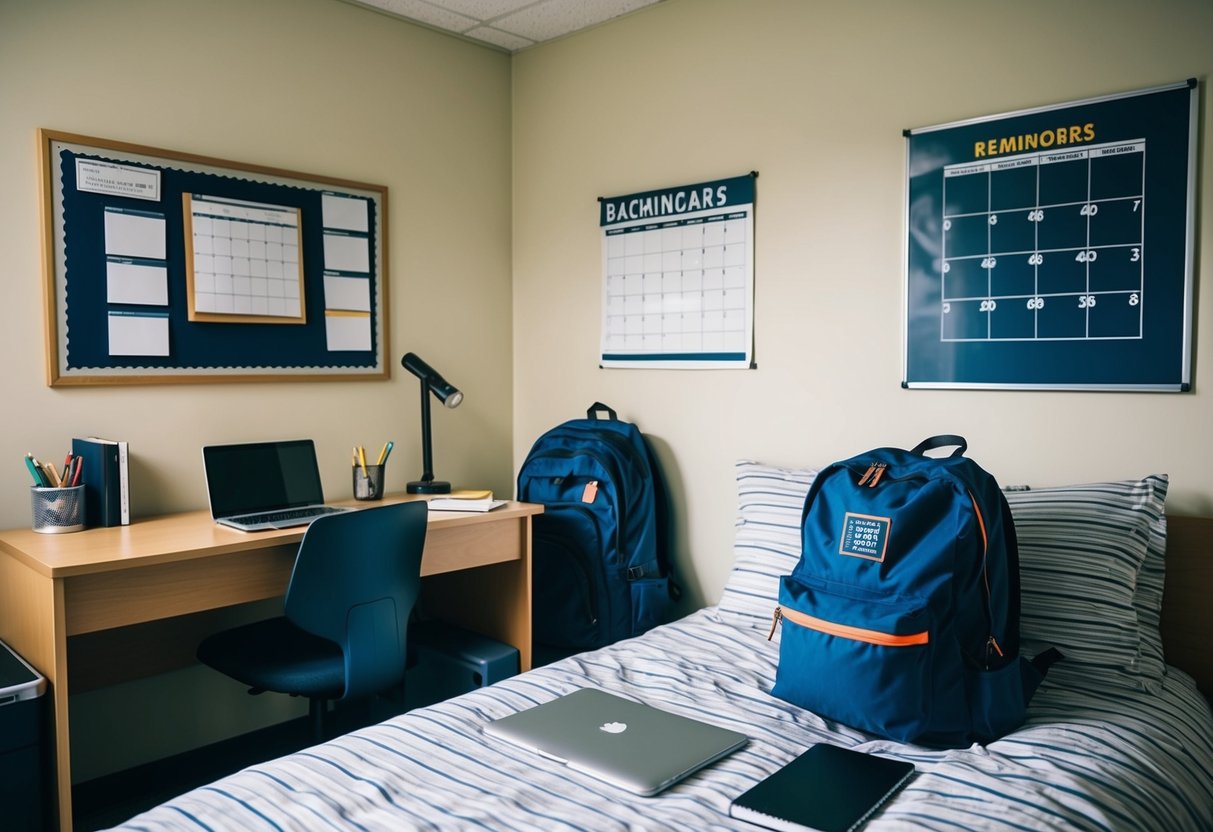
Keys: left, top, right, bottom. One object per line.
{"left": 71, "top": 436, "right": 129, "bottom": 527}
{"left": 428, "top": 490, "right": 506, "bottom": 512}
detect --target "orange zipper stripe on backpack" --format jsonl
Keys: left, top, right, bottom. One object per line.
{"left": 768, "top": 606, "right": 929, "bottom": 647}
{"left": 968, "top": 490, "right": 1005, "bottom": 660}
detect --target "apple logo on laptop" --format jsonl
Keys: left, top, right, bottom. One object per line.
{"left": 599, "top": 721, "right": 627, "bottom": 734}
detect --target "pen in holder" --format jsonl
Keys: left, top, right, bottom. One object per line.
{"left": 353, "top": 464, "right": 385, "bottom": 501}
{"left": 31, "top": 485, "right": 86, "bottom": 534}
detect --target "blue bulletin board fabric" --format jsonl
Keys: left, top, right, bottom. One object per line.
{"left": 44, "top": 132, "right": 387, "bottom": 383}
{"left": 903, "top": 80, "right": 1196, "bottom": 390}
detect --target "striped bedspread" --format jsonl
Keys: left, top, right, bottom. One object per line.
{"left": 116, "top": 609, "right": 1213, "bottom": 831}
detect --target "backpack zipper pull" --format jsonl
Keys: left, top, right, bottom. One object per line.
{"left": 767, "top": 606, "right": 783, "bottom": 641}
{"left": 985, "top": 635, "right": 1004, "bottom": 667}
{"left": 868, "top": 463, "right": 886, "bottom": 487}
{"left": 582, "top": 480, "right": 599, "bottom": 503}
{"left": 858, "top": 462, "right": 887, "bottom": 487}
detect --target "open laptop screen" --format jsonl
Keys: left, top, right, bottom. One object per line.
{"left": 203, "top": 439, "right": 326, "bottom": 520}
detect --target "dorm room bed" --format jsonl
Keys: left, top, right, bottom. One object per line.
{"left": 116, "top": 463, "right": 1213, "bottom": 831}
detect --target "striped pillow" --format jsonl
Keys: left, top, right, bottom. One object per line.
{"left": 1005, "top": 475, "right": 1168, "bottom": 689}
{"left": 718, "top": 461, "right": 816, "bottom": 621}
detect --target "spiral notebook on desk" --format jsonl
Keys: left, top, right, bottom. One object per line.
{"left": 729, "top": 743, "right": 914, "bottom": 832}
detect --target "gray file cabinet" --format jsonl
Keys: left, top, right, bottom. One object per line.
{"left": 0, "top": 640, "right": 46, "bottom": 832}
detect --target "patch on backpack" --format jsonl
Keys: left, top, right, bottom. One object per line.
{"left": 839, "top": 513, "right": 890, "bottom": 561}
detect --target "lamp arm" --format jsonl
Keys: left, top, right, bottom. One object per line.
{"left": 418, "top": 380, "right": 434, "bottom": 484}
{"left": 402, "top": 352, "right": 456, "bottom": 494}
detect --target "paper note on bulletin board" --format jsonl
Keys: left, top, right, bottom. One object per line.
{"left": 903, "top": 80, "right": 1196, "bottom": 390}
{"left": 39, "top": 129, "right": 389, "bottom": 385}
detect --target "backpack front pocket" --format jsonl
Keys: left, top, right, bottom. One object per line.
{"left": 770, "top": 575, "right": 935, "bottom": 742}
{"left": 532, "top": 507, "right": 608, "bottom": 648}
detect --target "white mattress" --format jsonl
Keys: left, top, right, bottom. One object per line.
{"left": 115, "top": 607, "right": 1213, "bottom": 831}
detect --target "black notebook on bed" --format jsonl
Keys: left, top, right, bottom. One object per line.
{"left": 729, "top": 743, "right": 915, "bottom": 832}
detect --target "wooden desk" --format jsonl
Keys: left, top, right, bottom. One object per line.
{"left": 0, "top": 495, "right": 541, "bottom": 831}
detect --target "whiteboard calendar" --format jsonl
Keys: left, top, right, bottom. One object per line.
{"left": 600, "top": 174, "right": 755, "bottom": 369}
{"left": 904, "top": 81, "right": 1196, "bottom": 390}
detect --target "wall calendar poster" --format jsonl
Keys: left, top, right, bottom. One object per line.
{"left": 600, "top": 174, "right": 755, "bottom": 369}
{"left": 903, "top": 80, "right": 1196, "bottom": 390}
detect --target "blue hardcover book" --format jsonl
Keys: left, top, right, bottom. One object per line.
{"left": 71, "top": 437, "right": 125, "bottom": 527}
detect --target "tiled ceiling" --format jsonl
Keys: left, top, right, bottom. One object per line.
{"left": 343, "top": 0, "right": 664, "bottom": 52}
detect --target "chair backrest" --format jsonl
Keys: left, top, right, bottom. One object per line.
{"left": 284, "top": 501, "right": 428, "bottom": 701}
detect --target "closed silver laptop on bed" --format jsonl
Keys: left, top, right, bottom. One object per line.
{"left": 485, "top": 688, "right": 747, "bottom": 796}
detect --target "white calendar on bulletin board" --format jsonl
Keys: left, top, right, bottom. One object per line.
{"left": 599, "top": 174, "right": 755, "bottom": 369}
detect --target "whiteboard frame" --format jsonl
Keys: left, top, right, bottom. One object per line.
{"left": 901, "top": 80, "right": 1197, "bottom": 391}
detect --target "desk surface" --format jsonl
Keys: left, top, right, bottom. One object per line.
{"left": 0, "top": 494, "right": 541, "bottom": 832}
{"left": 0, "top": 496, "right": 541, "bottom": 579}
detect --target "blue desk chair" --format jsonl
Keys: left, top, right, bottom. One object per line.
{"left": 196, "top": 501, "right": 428, "bottom": 741}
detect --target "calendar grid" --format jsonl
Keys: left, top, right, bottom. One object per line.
{"left": 186, "top": 194, "right": 305, "bottom": 323}
{"left": 600, "top": 175, "right": 755, "bottom": 369}
{"left": 940, "top": 140, "right": 1145, "bottom": 343}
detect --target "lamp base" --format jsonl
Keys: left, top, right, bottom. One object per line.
{"left": 407, "top": 480, "right": 451, "bottom": 495}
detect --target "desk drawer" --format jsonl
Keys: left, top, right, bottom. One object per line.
{"left": 63, "top": 546, "right": 297, "bottom": 636}
{"left": 421, "top": 516, "right": 525, "bottom": 576}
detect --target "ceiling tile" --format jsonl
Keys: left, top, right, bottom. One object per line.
{"left": 429, "top": 0, "right": 541, "bottom": 19}
{"left": 464, "top": 25, "right": 535, "bottom": 51}
{"left": 492, "top": 0, "right": 660, "bottom": 42}
{"left": 343, "top": 0, "right": 664, "bottom": 51}
{"left": 362, "top": 0, "right": 479, "bottom": 32}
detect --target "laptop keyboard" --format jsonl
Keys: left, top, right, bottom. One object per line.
{"left": 238, "top": 506, "right": 346, "bottom": 526}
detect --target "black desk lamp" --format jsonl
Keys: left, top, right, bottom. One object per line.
{"left": 402, "top": 352, "right": 463, "bottom": 494}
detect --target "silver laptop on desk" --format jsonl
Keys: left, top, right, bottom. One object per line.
{"left": 485, "top": 688, "right": 747, "bottom": 796}
{"left": 202, "top": 439, "right": 352, "bottom": 532}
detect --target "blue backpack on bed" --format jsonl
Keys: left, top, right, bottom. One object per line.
{"left": 770, "top": 435, "right": 1061, "bottom": 747}
{"left": 517, "top": 403, "right": 677, "bottom": 656}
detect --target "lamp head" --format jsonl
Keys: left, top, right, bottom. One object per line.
{"left": 402, "top": 352, "right": 463, "bottom": 408}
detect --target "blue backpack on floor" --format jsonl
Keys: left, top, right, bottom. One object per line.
{"left": 770, "top": 435, "right": 1061, "bottom": 747}
{"left": 517, "top": 403, "right": 677, "bottom": 654}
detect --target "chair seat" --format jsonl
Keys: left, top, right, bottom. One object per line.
{"left": 197, "top": 616, "right": 346, "bottom": 700}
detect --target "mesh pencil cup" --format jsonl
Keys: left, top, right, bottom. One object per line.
{"left": 31, "top": 485, "right": 85, "bottom": 533}
{"left": 353, "top": 464, "right": 385, "bottom": 500}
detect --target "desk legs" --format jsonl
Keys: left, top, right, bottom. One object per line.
{"left": 420, "top": 514, "right": 533, "bottom": 671}
{"left": 0, "top": 553, "right": 71, "bottom": 831}
{"left": 0, "top": 510, "right": 535, "bottom": 832}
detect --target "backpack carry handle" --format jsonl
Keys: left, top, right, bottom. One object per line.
{"left": 587, "top": 402, "right": 618, "bottom": 421}
{"left": 910, "top": 435, "right": 968, "bottom": 458}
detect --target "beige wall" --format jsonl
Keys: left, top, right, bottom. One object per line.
{"left": 3, "top": 0, "right": 1211, "bottom": 786}
{"left": 0, "top": 0, "right": 514, "bottom": 527}
{"left": 511, "top": 0, "right": 1213, "bottom": 608}
{"left": 0, "top": 0, "right": 512, "bottom": 779}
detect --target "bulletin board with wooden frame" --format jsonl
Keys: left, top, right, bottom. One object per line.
{"left": 38, "top": 128, "right": 390, "bottom": 386}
